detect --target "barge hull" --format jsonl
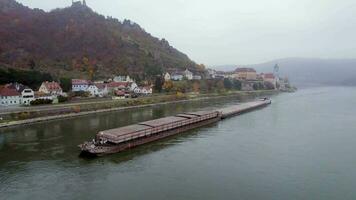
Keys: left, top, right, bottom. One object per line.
{"left": 82, "top": 116, "right": 221, "bottom": 156}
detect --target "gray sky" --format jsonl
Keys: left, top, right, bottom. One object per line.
{"left": 17, "top": 0, "right": 356, "bottom": 66}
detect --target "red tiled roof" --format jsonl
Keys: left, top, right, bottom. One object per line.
{"left": 263, "top": 73, "right": 275, "bottom": 79}
{"left": 72, "top": 79, "right": 91, "bottom": 85}
{"left": 94, "top": 83, "right": 107, "bottom": 89}
{"left": 0, "top": 87, "right": 20, "bottom": 97}
{"left": 235, "top": 68, "right": 257, "bottom": 73}
{"left": 115, "top": 90, "right": 126, "bottom": 96}
{"left": 43, "top": 81, "right": 62, "bottom": 92}
{"left": 107, "top": 82, "right": 129, "bottom": 88}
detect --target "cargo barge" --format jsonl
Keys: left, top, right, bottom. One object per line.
{"left": 79, "top": 99, "right": 271, "bottom": 157}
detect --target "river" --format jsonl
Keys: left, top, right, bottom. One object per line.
{"left": 1, "top": 87, "right": 356, "bottom": 200}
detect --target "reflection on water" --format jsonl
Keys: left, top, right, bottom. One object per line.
{"left": 5, "top": 89, "right": 356, "bottom": 200}
{"left": 0, "top": 96, "right": 249, "bottom": 165}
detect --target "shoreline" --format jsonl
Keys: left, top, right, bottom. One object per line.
{"left": 0, "top": 90, "right": 278, "bottom": 129}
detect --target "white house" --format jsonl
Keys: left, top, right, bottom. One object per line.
{"left": 207, "top": 69, "right": 217, "bottom": 79}
{"left": 113, "top": 75, "right": 133, "bottom": 83}
{"left": 72, "top": 79, "right": 90, "bottom": 92}
{"left": 94, "top": 83, "right": 109, "bottom": 97}
{"left": 39, "top": 81, "right": 63, "bottom": 96}
{"left": 0, "top": 87, "right": 21, "bottom": 106}
{"left": 134, "top": 86, "right": 152, "bottom": 95}
{"left": 128, "top": 82, "right": 138, "bottom": 92}
{"left": 164, "top": 72, "right": 171, "bottom": 81}
{"left": 193, "top": 75, "right": 202, "bottom": 80}
{"left": 171, "top": 74, "right": 184, "bottom": 81}
{"left": 3, "top": 83, "right": 35, "bottom": 105}
{"left": 20, "top": 88, "right": 35, "bottom": 105}
{"left": 87, "top": 85, "right": 100, "bottom": 97}
{"left": 184, "top": 69, "right": 193, "bottom": 80}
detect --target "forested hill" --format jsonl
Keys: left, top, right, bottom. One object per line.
{"left": 0, "top": 0, "right": 201, "bottom": 80}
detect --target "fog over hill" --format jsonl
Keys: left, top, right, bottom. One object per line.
{"left": 214, "top": 58, "right": 356, "bottom": 87}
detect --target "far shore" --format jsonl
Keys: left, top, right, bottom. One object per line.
{"left": 0, "top": 90, "right": 278, "bottom": 129}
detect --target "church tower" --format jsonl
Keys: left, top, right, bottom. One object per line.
{"left": 273, "top": 64, "right": 280, "bottom": 78}
{"left": 83, "top": 0, "right": 87, "bottom": 6}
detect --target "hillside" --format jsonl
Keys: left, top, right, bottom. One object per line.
{"left": 0, "top": 0, "right": 200, "bottom": 80}
{"left": 215, "top": 58, "right": 356, "bottom": 87}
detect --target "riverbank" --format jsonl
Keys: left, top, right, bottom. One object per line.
{"left": 0, "top": 90, "right": 278, "bottom": 128}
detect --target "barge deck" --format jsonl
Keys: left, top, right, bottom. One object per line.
{"left": 79, "top": 99, "right": 271, "bottom": 157}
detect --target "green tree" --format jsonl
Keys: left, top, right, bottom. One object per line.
{"left": 223, "top": 78, "right": 233, "bottom": 90}
{"left": 232, "top": 79, "right": 242, "bottom": 90}
{"left": 60, "top": 77, "right": 72, "bottom": 92}
{"left": 154, "top": 76, "right": 164, "bottom": 93}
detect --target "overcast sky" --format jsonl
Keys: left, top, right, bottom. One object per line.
{"left": 17, "top": 0, "right": 356, "bottom": 66}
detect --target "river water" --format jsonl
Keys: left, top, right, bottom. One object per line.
{"left": 1, "top": 87, "right": 356, "bottom": 200}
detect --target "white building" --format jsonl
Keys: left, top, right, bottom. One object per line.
{"left": 171, "top": 74, "right": 184, "bottom": 81}
{"left": 72, "top": 79, "right": 90, "bottom": 92}
{"left": 39, "top": 81, "right": 63, "bottom": 96}
{"left": 134, "top": 86, "right": 153, "bottom": 95}
{"left": 164, "top": 72, "right": 171, "bottom": 81}
{"left": 20, "top": 88, "right": 35, "bottom": 105}
{"left": 193, "top": 75, "right": 202, "bottom": 80}
{"left": 113, "top": 75, "right": 133, "bottom": 83}
{"left": 184, "top": 69, "right": 193, "bottom": 80}
{"left": 95, "top": 83, "right": 109, "bottom": 97}
{"left": 0, "top": 87, "right": 21, "bottom": 106}
{"left": 87, "top": 85, "right": 100, "bottom": 97}
{"left": 129, "top": 82, "right": 138, "bottom": 92}
{"left": 207, "top": 69, "right": 217, "bottom": 79}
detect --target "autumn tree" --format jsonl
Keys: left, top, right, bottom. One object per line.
{"left": 192, "top": 81, "right": 200, "bottom": 93}
{"left": 163, "top": 80, "right": 173, "bottom": 92}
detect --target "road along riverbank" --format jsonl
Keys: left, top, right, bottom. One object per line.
{"left": 0, "top": 90, "right": 277, "bottom": 129}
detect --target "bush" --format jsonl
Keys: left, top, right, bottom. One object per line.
{"left": 30, "top": 99, "right": 53, "bottom": 106}
{"left": 58, "top": 95, "right": 69, "bottom": 103}
{"left": 73, "top": 91, "right": 90, "bottom": 97}
{"left": 18, "top": 112, "right": 30, "bottom": 120}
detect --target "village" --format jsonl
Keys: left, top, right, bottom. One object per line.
{"left": 0, "top": 65, "right": 291, "bottom": 108}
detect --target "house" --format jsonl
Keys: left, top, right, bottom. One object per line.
{"left": 20, "top": 88, "right": 35, "bottom": 105}
{"left": 207, "top": 69, "right": 217, "bottom": 79}
{"left": 39, "top": 81, "right": 63, "bottom": 95}
{"left": 113, "top": 75, "right": 133, "bottom": 83}
{"left": 3, "top": 83, "right": 35, "bottom": 105}
{"left": 164, "top": 72, "right": 171, "bottom": 81}
{"left": 87, "top": 85, "right": 99, "bottom": 97}
{"left": 107, "top": 82, "right": 130, "bottom": 93}
{"left": 0, "top": 87, "right": 21, "bottom": 106}
{"left": 233, "top": 68, "right": 257, "bottom": 80}
{"left": 262, "top": 73, "right": 277, "bottom": 89}
{"left": 184, "top": 69, "right": 193, "bottom": 80}
{"left": 34, "top": 92, "right": 55, "bottom": 101}
{"left": 140, "top": 86, "right": 153, "bottom": 95}
{"left": 72, "top": 79, "right": 90, "bottom": 92}
{"left": 112, "top": 90, "right": 126, "bottom": 100}
{"left": 94, "top": 83, "right": 109, "bottom": 97}
{"left": 215, "top": 71, "right": 227, "bottom": 79}
{"left": 171, "top": 73, "right": 184, "bottom": 81}
{"left": 241, "top": 82, "right": 254, "bottom": 91}
{"left": 128, "top": 82, "right": 138, "bottom": 92}
{"left": 193, "top": 75, "right": 202, "bottom": 80}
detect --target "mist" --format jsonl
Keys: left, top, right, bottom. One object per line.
{"left": 17, "top": 0, "right": 356, "bottom": 65}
